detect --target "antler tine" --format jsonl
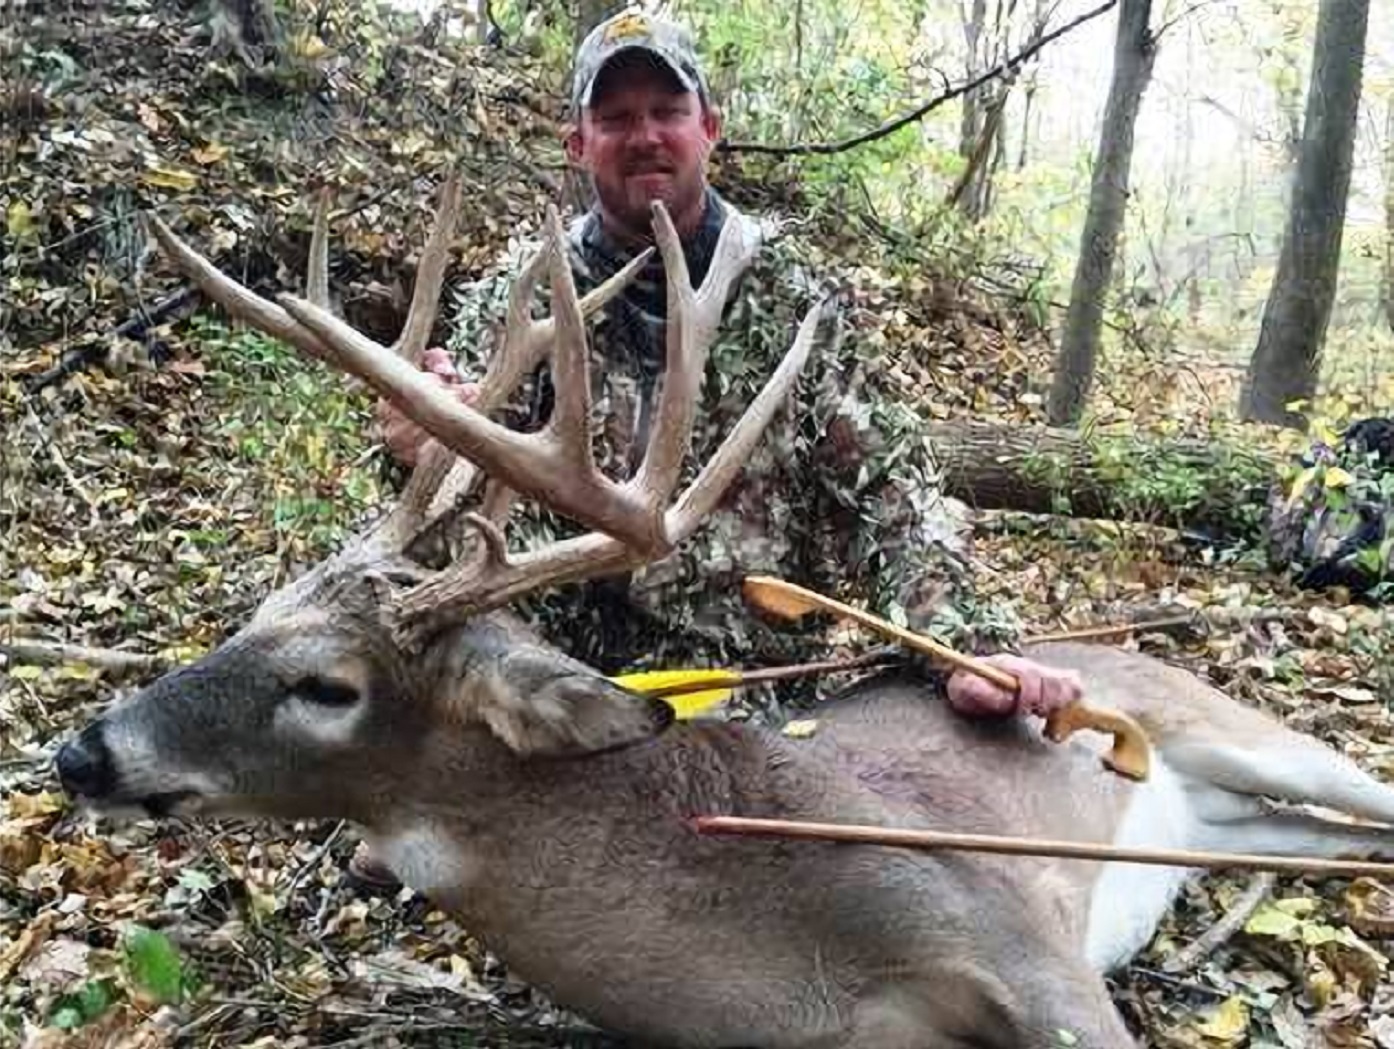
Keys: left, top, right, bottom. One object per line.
{"left": 667, "top": 298, "right": 827, "bottom": 536}
{"left": 392, "top": 173, "right": 462, "bottom": 365}
{"left": 540, "top": 204, "right": 598, "bottom": 475}
{"left": 276, "top": 255, "right": 660, "bottom": 550}
{"left": 147, "top": 214, "right": 333, "bottom": 364}
{"left": 630, "top": 202, "right": 756, "bottom": 515}
{"left": 307, "top": 189, "right": 331, "bottom": 309}
{"left": 390, "top": 230, "right": 653, "bottom": 550}
{"left": 475, "top": 236, "right": 653, "bottom": 415}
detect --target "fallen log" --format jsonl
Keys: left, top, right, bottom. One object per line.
{"left": 926, "top": 420, "right": 1275, "bottom": 538}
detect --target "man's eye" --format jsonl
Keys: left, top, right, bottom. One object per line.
{"left": 292, "top": 677, "right": 360, "bottom": 708}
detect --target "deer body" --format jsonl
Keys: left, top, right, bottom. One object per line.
{"left": 57, "top": 190, "right": 1394, "bottom": 1047}
{"left": 62, "top": 611, "right": 1394, "bottom": 1047}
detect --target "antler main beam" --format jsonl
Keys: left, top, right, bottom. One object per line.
{"left": 149, "top": 179, "right": 828, "bottom": 649}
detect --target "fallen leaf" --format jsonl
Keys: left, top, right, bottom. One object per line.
{"left": 1346, "top": 879, "right": 1394, "bottom": 938}
{"left": 8, "top": 199, "right": 37, "bottom": 243}
{"left": 141, "top": 164, "right": 198, "bottom": 191}
{"left": 1195, "top": 995, "right": 1249, "bottom": 1043}
{"left": 191, "top": 142, "right": 228, "bottom": 165}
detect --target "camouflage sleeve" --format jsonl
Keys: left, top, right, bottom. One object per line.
{"left": 803, "top": 369, "right": 1001, "bottom": 646}
{"left": 772, "top": 247, "right": 1018, "bottom": 652}
{"left": 443, "top": 248, "right": 547, "bottom": 433}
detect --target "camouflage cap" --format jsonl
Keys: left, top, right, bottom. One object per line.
{"left": 571, "top": 8, "right": 710, "bottom": 111}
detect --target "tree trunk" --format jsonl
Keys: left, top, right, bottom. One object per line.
{"left": 946, "top": 89, "right": 1009, "bottom": 215}
{"left": 1384, "top": 96, "right": 1394, "bottom": 335}
{"left": 209, "top": 0, "right": 282, "bottom": 66}
{"left": 1017, "top": 78, "right": 1036, "bottom": 171}
{"left": 1240, "top": 0, "right": 1370, "bottom": 429}
{"left": 574, "top": 0, "right": 616, "bottom": 52}
{"left": 957, "top": 0, "right": 990, "bottom": 220}
{"left": 927, "top": 421, "right": 1273, "bottom": 538}
{"left": 1047, "top": 0, "right": 1156, "bottom": 426}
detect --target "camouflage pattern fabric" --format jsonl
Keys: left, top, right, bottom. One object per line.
{"left": 438, "top": 189, "right": 1009, "bottom": 715}
{"left": 1268, "top": 417, "right": 1394, "bottom": 597}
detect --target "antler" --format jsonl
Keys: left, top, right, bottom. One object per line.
{"left": 148, "top": 177, "right": 825, "bottom": 649}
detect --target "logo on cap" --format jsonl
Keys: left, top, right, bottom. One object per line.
{"left": 600, "top": 11, "right": 652, "bottom": 44}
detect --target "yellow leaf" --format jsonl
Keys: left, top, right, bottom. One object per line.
{"left": 1194, "top": 996, "right": 1249, "bottom": 1044}
{"left": 1285, "top": 465, "right": 1316, "bottom": 506}
{"left": 142, "top": 165, "right": 199, "bottom": 191}
{"left": 782, "top": 719, "right": 820, "bottom": 739}
{"left": 191, "top": 143, "right": 229, "bottom": 165}
{"left": 289, "top": 30, "right": 330, "bottom": 58}
{"left": 1323, "top": 466, "right": 1355, "bottom": 488}
{"left": 1306, "top": 962, "right": 1338, "bottom": 1008}
{"left": 1313, "top": 419, "right": 1342, "bottom": 447}
{"left": 5, "top": 792, "right": 67, "bottom": 820}
{"left": 6, "top": 200, "right": 36, "bottom": 242}
{"left": 1244, "top": 902, "right": 1303, "bottom": 940}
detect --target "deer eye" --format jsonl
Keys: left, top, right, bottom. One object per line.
{"left": 292, "top": 677, "right": 361, "bottom": 708}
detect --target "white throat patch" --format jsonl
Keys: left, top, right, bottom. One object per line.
{"left": 366, "top": 822, "right": 480, "bottom": 898}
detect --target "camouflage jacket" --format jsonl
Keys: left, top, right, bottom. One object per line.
{"left": 442, "top": 190, "right": 990, "bottom": 711}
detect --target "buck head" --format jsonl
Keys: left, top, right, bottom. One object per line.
{"left": 55, "top": 546, "right": 678, "bottom": 824}
{"left": 55, "top": 180, "right": 822, "bottom": 828}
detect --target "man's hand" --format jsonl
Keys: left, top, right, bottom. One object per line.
{"left": 945, "top": 654, "right": 1083, "bottom": 719}
{"left": 376, "top": 347, "right": 482, "bottom": 467}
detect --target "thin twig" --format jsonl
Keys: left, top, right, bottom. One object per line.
{"left": 720, "top": 0, "right": 1119, "bottom": 156}
{"left": 1025, "top": 614, "right": 1200, "bottom": 644}
{"left": 1162, "top": 872, "right": 1277, "bottom": 973}
{"left": 282, "top": 820, "right": 346, "bottom": 897}
{"left": 24, "top": 406, "right": 99, "bottom": 518}
{"left": 0, "top": 638, "right": 167, "bottom": 673}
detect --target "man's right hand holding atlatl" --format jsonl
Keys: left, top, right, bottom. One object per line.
{"left": 376, "top": 346, "right": 482, "bottom": 467}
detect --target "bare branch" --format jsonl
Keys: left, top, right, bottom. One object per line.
{"left": 1, "top": 639, "right": 167, "bottom": 673}
{"left": 720, "top": 0, "right": 1119, "bottom": 157}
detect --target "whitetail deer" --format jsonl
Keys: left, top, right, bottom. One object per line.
{"left": 57, "top": 181, "right": 1394, "bottom": 1048}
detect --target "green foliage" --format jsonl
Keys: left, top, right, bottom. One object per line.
{"left": 188, "top": 314, "right": 384, "bottom": 554}
{"left": 48, "top": 979, "right": 117, "bottom": 1030}
{"left": 1018, "top": 433, "right": 1272, "bottom": 540}
{"left": 122, "top": 926, "right": 186, "bottom": 1005}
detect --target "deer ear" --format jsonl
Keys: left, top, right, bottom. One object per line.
{"left": 471, "top": 646, "right": 675, "bottom": 758}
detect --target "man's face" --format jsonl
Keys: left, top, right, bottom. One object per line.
{"left": 567, "top": 55, "right": 720, "bottom": 237}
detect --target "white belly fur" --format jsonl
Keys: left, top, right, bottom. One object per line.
{"left": 1085, "top": 757, "right": 1200, "bottom": 972}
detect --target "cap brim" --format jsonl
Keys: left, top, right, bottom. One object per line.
{"left": 577, "top": 45, "right": 700, "bottom": 109}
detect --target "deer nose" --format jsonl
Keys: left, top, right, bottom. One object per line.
{"left": 56, "top": 727, "right": 114, "bottom": 799}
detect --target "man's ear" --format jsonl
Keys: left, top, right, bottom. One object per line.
{"left": 700, "top": 103, "right": 721, "bottom": 145}
{"left": 564, "top": 123, "right": 587, "bottom": 168}
{"left": 462, "top": 645, "right": 674, "bottom": 759}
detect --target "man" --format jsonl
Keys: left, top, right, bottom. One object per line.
{"left": 359, "top": 8, "right": 1079, "bottom": 888}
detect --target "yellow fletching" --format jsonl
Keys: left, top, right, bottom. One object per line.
{"left": 608, "top": 668, "right": 741, "bottom": 720}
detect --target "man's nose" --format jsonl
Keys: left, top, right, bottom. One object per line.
{"left": 629, "top": 113, "right": 662, "bottom": 144}
{"left": 56, "top": 725, "right": 115, "bottom": 798}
